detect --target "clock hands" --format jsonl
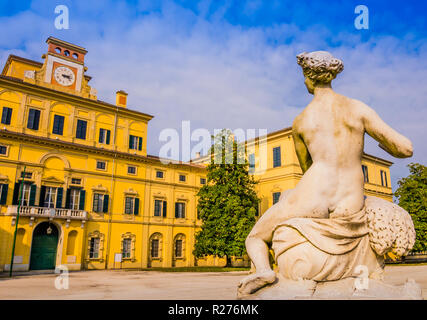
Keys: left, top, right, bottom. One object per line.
{"left": 62, "top": 74, "right": 72, "bottom": 80}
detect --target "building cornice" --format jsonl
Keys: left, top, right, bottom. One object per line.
{"left": 0, "top": 74, "right": 154, "bottom": 122}
{"left": 0, "top": 129, "right": 205, "bottom": 172}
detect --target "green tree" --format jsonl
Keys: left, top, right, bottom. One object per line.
{"left": 193, "top": 129, "right": 259, "bottom": 266}
{"left": 394, "top": 163, "right": 427, "bottom": 252}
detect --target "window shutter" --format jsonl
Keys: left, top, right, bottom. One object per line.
{"left": 134, "top": 197, "right": 139, "bottom": 215}
{"left": 0, "top": 184, "right": 8, "bottom": 205}
{"left": 106, "top": 130, "right": 111, "bottom": 145}
{"left": 33, "top": 110, "right": 40, "bottom": 130}
{"left": 129, "top": 135, "right": 133, "bottom": 149}
{"left": 56, "top": 187, "right": 63, "bottom": 208}
{"left": 39, "top": 186, "right": 46, "bottom": 207}
{"left": 138, "top": 137, "right": 143, "bottom": 151}
{"left": 163, "top": 201, "right": 167, "bottom": 218}
{"left": 79, "top": 189, "right": 86, "bottom": 210}
{"left": 182, "top": 203, "right": 185, "bottom": 218}
{"left": 27, "top": 110, "right": 35, "bottom": 129}
{"left": 175, "top": 202, "right": 179, "bottom": 218}
{"left": 12, "top": 182, "right": 20, "bottom": 205}
{"left": 29, "top": 184, "right": 37, "bottom": 206}
{"left": 103, "top": 194, "right": 109, "bottom": 213}
{"left": 65, "top": 188, "right": 71, "bottom": 209}
{"left": 98, "top": 129, "right": 103, "bottom": 143}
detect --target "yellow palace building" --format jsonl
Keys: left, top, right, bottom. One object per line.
{"left": 0, "top": 37, "right": 393, "bottom": 272}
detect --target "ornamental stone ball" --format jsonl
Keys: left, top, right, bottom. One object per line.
{"left": 237, "top": 51, "right": 421, "bottom": 300}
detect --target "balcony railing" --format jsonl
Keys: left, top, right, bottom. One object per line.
{"left": 6, "top": 205, "right": 87, "bottom": 220}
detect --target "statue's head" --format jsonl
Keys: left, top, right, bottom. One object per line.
{"left": 297, "top": 51, "right": 344, "bottom": 94}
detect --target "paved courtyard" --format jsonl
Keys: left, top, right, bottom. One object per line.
{"left": 0, "top": 265, "right": 426, "bottom": 299}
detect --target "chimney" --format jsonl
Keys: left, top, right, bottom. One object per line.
{"left": 116, "top": 90, "right": 128, "bottom": 108}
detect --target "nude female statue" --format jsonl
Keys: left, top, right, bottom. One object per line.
{"left": 238, "top": 51, "right": 413, "bottom": 295}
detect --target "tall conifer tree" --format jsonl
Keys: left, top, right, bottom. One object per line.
{"left": 194, "top": 129, "right": 259, "bottom": 266}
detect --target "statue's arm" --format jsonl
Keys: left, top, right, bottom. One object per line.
{"left": 358, "top": 101, "right": 413, "bottom": 158}
{"left": 292, "top": 127, "right": 313, "bottom": 173}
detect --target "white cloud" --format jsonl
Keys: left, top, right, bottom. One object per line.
{"left": 0, "top": 1, "right": 425, "bottom": 192}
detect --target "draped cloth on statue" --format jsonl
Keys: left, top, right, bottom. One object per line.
{"left": 271, "top": 207, "right": 382, "bottom": 281}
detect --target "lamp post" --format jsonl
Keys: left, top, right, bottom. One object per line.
{"left": 9, "top": 166, "right": 26, "bottom": 277}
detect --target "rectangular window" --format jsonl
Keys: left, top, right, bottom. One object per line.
{"left": 175, "top": 202, "right": 186, "bottom": 219}
{"left": 27, "top": 109, "right": 40, "bottom": 130}
{"left": 179, "top": 175, "right": 186, "bottom": 182}
{"left": 273, "top": 192, "right": 281, "bottom": 205}
{"left": 380, "top": 170, "right": 388, "bottom": 187}
{"left": 89, "top": 238, "right": 100, "bottom": 259}
{"left": 44, "top": 187, "right": 57, "bottom": 208}
{"left": 362, "top": 165, "right": 369, "bottom": 183}
{"left": 249, "top": 153, "right": 255, "bottom": 173}
{"left": 76, "top": 119, "right": 87, "bottom": 140}
{"left": 122, "top": 238, "right": 131, "bottom": 259}
{"left": 156, "top": 171, "right": 164, "bottom": 178}
{"left": 129, "top": 135, "right": 143, "bottom": 151}
{"left": 71, "top": 178, "right": 81, "bottom": 185}
{"left": 99, "top": 128, "right": 111, "bottom": 144}
{"left": 52, "top": 115, "right": 64, "bottom": 135}
{"left": 1, "top": 107, "right": 12, "bottom": 125}
{"left": 151, "top": 239, "right": 159, "bottom": 258}
{"left": 93, "top": 193, "right": 104, "bottom": 213}
{"left": 154, "top": 199, "right": 162, "bottom": 217}
{"left": 273, "top": 147, "right": 281, "bottom": 168}
{"left": 127, "top": 166, "right": 136, "bottom": 175}
{"left": 175, "top": 239, "right": 183, "bottom": 258}
{"left": 125, "top": 197, "right": 135, "bottom": 214}
{"left": 200, "top": 178, "right": 206, "bottom": 185}
{"left": 0, "top": 145, "right": 7, "bottom": 155}
{"left": 70, "top": 188, "right": 80, "bottom": 210}
{"left": 21, "top": 171, "right": 32, "bottom": 179}
{"left": 96, "top": 161, "right": 106, "bottom": 170}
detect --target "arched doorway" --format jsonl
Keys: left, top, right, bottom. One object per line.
{"left": 30, "top": 222, "right": 59, "bottom": 270}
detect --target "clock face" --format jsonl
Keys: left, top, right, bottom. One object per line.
{"left": 53, "top": 66, "right": 75, "bottom": 86}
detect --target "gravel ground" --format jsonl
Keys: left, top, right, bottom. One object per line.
{"left": 0, "top": 264, "right": 425, "bottom": 300}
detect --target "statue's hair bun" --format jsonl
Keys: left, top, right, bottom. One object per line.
{"left": 297, "top": 51, "right": 344, "bottom": 84}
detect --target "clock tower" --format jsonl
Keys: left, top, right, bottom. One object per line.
{"left": 43, "top": 37, "right": 88, "bottom": 93}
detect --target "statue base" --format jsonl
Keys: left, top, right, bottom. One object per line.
{"left": 237, "top": 274, "right": 423, "bottom": 300}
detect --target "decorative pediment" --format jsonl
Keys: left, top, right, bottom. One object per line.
{"left": 124, "top": 187, "right": 138, "bottom": 196}
{"left": 176, "top": 194, "right": 189, "bottom": 201}
{"left": 92, "top": 184, "right": 108, "bottom": 193}
{"left": 41, "top": 176, "right": 64, "bottom": 185}
{"left": 153, "top": 191, "right": 166, "bottom": 199}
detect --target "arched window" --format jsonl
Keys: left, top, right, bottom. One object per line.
{"left": 149, "top": 233, "right": 162, "bottom": 260}
{"left": 173, "top": 233, "right": 186, "bottom": 260}
{"left": 66, "top": 230, "right": 77, "bottom": 255}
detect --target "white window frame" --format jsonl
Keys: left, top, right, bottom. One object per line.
{"left": 124, "top": 196, "right": 135, "bottom": 214}
{"left": 45, "top": 186, "right": 58, "bottom": 208}
{"left": 96, "top": 160, "right": 107, "bottom": 171}
{"left": 70, "top": 188, "right": 80, "bottom": 210}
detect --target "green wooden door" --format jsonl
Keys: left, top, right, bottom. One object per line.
{"left": 30, "top": 223, "right": 59, "bottom": 270}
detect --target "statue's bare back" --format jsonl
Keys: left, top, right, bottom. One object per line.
{"left": 238, "top": 51, "right": 413, "bottom": 296}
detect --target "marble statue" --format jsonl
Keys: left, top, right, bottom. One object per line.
{"left": 237, "top": 51, "right": 421, "bottom": 299}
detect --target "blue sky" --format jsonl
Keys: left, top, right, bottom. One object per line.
{"left": 0, "top": 0, "right": 426, "bottom": 193}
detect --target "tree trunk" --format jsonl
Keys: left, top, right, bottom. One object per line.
{"left": 226, "top": 256, "right": 232, "bottom": 267}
